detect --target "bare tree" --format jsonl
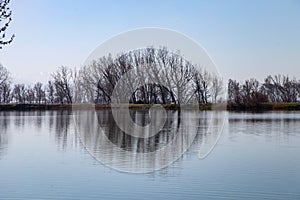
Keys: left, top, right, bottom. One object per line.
{"left": 77, "top": 47, "right": 223, "bottom": 105}
{"left": 0, "top": 81, "right": 11, "bottom": 103}
{"left": 12, "top": 84, "right": 26, "bottom": 103}
{"left": 210, "top": 74, "right": 223, "bottom": 103}
{"left": 228, "top": 78, "right": 269, "bottom": 108}
{"left": 72, "top": 68, "right": 85, "bottom": 103}
{"left": 0, "top": 64, "right": 11, "bottom": 103}
{"left": 168, "top": 53, "right": 194, "bottom": 104}
{"left": 0, "top": 64, "right": 10, "bottom": 87}
{"left": 25, "top": 86, "right": 35, "bottom": 104}
{"left": 52, "top": 66, "right": 73, "bottom": 104}
{"left": 241, "top": 79, "right": 268, "bottom": 106}
{"left": 192, "top": 69, "right": 211, "bottom": 104}
{"left": 46, "top": 80, "right": 55, "bottom": 104}
{"left": 0, "top": 0, "right": 15, "bottom": 49}
{"left": 262, "top": 75, "right": 299, "bottom": 102}
{"left": 33, "top": 82, "right": 45, "bottom": 104}
{"left": 227, "top": 79, "right": 241, "bottom": 105}
{"left": 297, "top": 80, "right": 300, "bottom": 101}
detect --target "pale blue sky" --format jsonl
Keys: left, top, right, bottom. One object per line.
{"left": 0, "top": 0, "right": 299, "bottom": 84}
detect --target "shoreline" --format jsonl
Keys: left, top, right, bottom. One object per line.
{"left": 227, "top": 102, "right": 300, "bottom": 111}
{"left": 0, "top": 102, "right": 300, "bottom": 111}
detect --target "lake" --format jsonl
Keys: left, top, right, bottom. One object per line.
{"left": 0, "top": 110, "right": 299, "bottom": 199}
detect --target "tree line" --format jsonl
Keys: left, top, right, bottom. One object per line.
{"left": 0, "top": 47, "right": 299, "bottom": 106}
{"left": 0, "top": 64, "right": 74, "bottom": 104}
{"left": 0, "top": 47, "right": 224, "bottom": 105}
{"left": 76, "top": 47, "right": 223, "bottom": 104}
{"left": 228, "top": 75, "right": 300, "bottom": 108}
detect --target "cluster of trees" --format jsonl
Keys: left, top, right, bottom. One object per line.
{"left": 228, "top": 75, "right": 300, "bottom": 107}
{"left": 76, "top": 47, "right": 223, "bottom": 104}
{"left": 2, "top": 60, "right": 300, "bottom": 107}
{"left": 0, "top": 48, "right": 224, "bottom": 105}
{"left": 0, "top": 65, "right": 74, "bottom": 104}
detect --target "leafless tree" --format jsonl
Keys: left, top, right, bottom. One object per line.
{"left": 25, "top": 86, "right": 35, "bottom": 104}
{"left": 210, "top": 75, "right": 223, "bottom": 103}
{"left": 228, "top": 78, "right": 269, "bottom": 108}
{"left": 0, "top": 64, "right": 11, "bottom": 103}
{"left": 192, "top": 69, "right": 211, "bottom": 104}
{"left": 72, "top": 68, "right": 85, "bottom": 103}
{"left": 75, "top": 47, "right": 224, "bottom": 105}
{"left": 33, "top": 82, "right": 45, "bottom": 104}
{"left": 0, "top": 81, "right": 11, "bottom": 103}
{"left": 12, "top": 84, "right": 26, "bottom": 103}
{"left": 227, "top": 79, "right": 242, "bottom": 105}
{"left": 297, "top": 80, "right": 300, "bottom": 101}
{"left": 52, "top": 66, "right": 73, "bottom": 104}
{"left": 0, "top": 63, "right": 10, "bottom": 87}
{"left": 76, "top": 56, "right": 115, "bottom": 103}
{"left": 46, "top": 80, "right": 55, "bottom": 104}
{"left": 262, "top": 75, "right": 299, "bottom": 102}
{"left": 168, "top": 53, "right": 194, "bottom": 104}
{"left": 241, "top": 79, "right": 268, "bottom": 106}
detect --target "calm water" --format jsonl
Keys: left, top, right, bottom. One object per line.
{"left": 0, "top": 110, "right": 299, "bottom": 199}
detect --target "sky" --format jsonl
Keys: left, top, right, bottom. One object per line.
{"left": 0, "top": 0, "right": 299, "bottom": 84}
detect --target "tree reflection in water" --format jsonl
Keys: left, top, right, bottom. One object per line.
{"left": 54, "top": 110, "right": 72, "bottom": 150}
{"left": 74, "top": 108, "right": 224, "bottom": 173}
{"left": 0, "top": 112, "right": 10, "bottom": 159}
{"left": 0, "top": 109, "right": 225, "bottom": 172}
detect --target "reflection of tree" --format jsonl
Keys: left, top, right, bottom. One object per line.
{"left": 228, "top": 114, "right": 300, "bottom": 138}
{"left": 35, "top": 111, "right": 43, "bottom": 129}
{"left": 54, "top": 110, "right": 72, "bottom": 150}
{"left": 48, "top": 110, "right": 55, "bottom": 130}
{"left": 0, "top": 112, "right": 10, "bottom": 159}
{"left": 97, "top": 109, "right": 178, "bottom": 153}
{"left": 13, "top": 111, "right": 25, "bottom": 127}
{"left": 75, "top": 109, "right": 205, "bottom": 173}
{"left": 11, "top": 111, "right": 44, "bottom": 130}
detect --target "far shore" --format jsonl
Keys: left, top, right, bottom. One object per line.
{"left": 0, "top": 102, "right": 300, "bottom": 111}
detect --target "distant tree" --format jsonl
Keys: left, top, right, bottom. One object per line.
{"left": 0, "top": 64, "right": 10, "bottom": 86}
{"left": 33, "top": 82, "right": 45, "bottom": 104}
{"left": 210, "top": 75, "right": 223, "bottom": 103}
{"left": 167, "top": 52, "right": 194, "bottom": 104}
{"left": 297, "top": 80, "right": 300, "bottom": 101}
{"left": 46, "top": 80, "right": 55, "bottom": 103}
{"left": 25, "top": 86, "right": 35, "bottom": 104}
{"left": 0, "top": 64, "right": 11, "bottom": 103}
{"left": 0, "top": 82, "right": 11, "bottom": 103}
{"left": 227, "top": 79, "right": 242, "bottom": 105}
{"left": 52, "top": 66, "right": 73, "bottom": 104}
{"left": 228, "top": 78, "right": 269, "bottom": 108}
{"left": 262, "top": 75, "right": 299, "bottom": 102}
{"left": 0, "top": 0, "right": 15, "bottom": 49}
{"left": 241, "top": 79, "right": 268, "bottom": 106}
{"left": 192, "top": 69, "right": 211, "bottom": 104}
{"left": 12, "top": 84, "right": 26, "bottom": 103}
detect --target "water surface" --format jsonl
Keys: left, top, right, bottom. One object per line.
{"left": 0, "top": 110, "right": 299, "bottom": 199}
